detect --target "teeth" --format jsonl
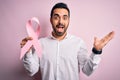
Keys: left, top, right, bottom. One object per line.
{"left": 59, "top": 26, "right": 64, "bottom": 28}
{"left": 58, "top": 27, "right": 64, "bottom": 28}
{"left": 59, "top": 26, "right": 63, "bottom": 28}
{"left": 57, "top": 25, "right": 64, "bottom": 28}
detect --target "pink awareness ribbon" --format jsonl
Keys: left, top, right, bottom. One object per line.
{"left": 20, "top": 17, "right": 42, "bottom": 59}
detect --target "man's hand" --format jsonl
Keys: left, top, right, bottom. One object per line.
{"left": 94, "top": 31, "right": 115, "bottom": 51}
{"left": 20, "top": 37, "right": 33, "bottom": 52}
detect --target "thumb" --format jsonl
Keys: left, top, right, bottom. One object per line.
{"left": 94, "top": 36, "right": 97, "bottom": 43}
{"left": 94, "top": 36, "right": 99, "bottom": 46}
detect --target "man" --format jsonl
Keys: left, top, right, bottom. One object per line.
{"left": 20, "top": 2, "right": 114, "bottom": 80}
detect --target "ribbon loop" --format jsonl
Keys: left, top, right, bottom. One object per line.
{"left": 20, "top": 17, "right": 42, "bottom": 59}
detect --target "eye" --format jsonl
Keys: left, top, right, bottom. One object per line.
{"left": 53, "top": 16, "right": 59, "bottom": 20}
{"left": 63, "top": 16, "right": 68, "bottom": 20}
{"left": 53, "top": 14, "right": 60, "bottom": 20}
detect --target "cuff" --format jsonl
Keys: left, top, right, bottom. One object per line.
{"left": 92, "top": 47, "right": 102, "bottom": 54}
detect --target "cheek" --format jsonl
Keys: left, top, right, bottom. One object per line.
{"left": 52, "top": 20, "right": 59, "bottom": 26}
{"left": 65, "top": 21, "right": 69, "bottom": 26}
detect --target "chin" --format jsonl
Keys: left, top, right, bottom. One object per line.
{"left": 56, "top": 32, "right": 66, "bottom": 36}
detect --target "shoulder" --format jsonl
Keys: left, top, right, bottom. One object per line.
{"left": 69, "top": 34, "right": 85, "bottom": 43}
{"left": 69, "top": 34, "right": 87, "bottom": 49}
{"left": 69, "top": 34, "right": 86, "bottom": 47}
{"left": 39, "top": 36, "right": 50, "bottom": 42}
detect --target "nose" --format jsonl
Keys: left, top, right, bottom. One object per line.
{"left": 59, "top": 17, "right": 63, "bottom": 24}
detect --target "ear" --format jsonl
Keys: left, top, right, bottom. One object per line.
{"left": 50, "top": 18, "right": 52, "bottom": 24}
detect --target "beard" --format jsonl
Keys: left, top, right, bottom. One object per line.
{"left": 52, "top": 23, "right": 68, "bottom": 36}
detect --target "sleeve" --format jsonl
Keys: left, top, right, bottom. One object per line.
{"left": 22, "top": 48, "right": 40, "bottom": 76}
{"left": 77, "top": 40, "right": 101, "bottom": 76}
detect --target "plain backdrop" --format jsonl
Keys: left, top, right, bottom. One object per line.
{"left": 0, "top": 0, "right": 120, "bottom": 80}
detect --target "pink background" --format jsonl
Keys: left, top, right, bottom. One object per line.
{"left": 0, "top": 0, "right": 120, "bottom": 80}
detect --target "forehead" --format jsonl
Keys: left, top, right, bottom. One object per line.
{"left": 53, "top": 8, "right": 68, "bottom": 16}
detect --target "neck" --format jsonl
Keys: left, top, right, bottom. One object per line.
{"left": 52, "top": 32, "right": 67, "bottom": 41}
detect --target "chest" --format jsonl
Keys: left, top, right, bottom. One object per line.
{"left": 41, "top": 39, "right": 80, "bottom": 62}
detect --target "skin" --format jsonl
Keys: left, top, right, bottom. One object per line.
{"left": 20, "top": 8, "right": 115, "bottom": 51}
{"left": 94, "top": 31, "right": 115, "bottom": 50}
{"left": 50, "top": 8, "right": 70, "bottom": 40}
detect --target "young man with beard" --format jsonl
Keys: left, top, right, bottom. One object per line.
{"left": 20, "top": 2, "right": 114, "bottom": 80}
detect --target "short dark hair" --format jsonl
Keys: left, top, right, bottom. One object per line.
{"left": 50, "top": 2, "right": 70, "bottom": 18}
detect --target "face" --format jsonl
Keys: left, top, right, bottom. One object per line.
{"left": 50, "top": 8, "right": 70, "bottom": 37}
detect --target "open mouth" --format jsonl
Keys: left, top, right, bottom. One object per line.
{"left": 56, "top": 26, "right": 64, "bottom": 32}
{"left": 57, "top": 25, "right": 64, "bottom": 28}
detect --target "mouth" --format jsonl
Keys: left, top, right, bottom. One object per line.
{"left": 56, "top": 25, "right": 64, "bottom": 32}
{"left": 57, "top": 25, "right": 64, "bottom": 28}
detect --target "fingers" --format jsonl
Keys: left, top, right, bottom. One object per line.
{"left": 93, "top": 31, "right": 115, "bottom": 51}
{"left": 22, "top": 37, "right": 33, "bottom": 41}
{"left": 102, "top": 31, "right": 115, "bottom": 43}
{"left": 20, "top": 37, "right": 33, "bottom": 48}
{"left": 108, "top": 31, "right": 115, "bottom": 39}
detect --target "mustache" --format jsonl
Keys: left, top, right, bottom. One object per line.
{"left": 56, "top": 23, "right": 65, "bottom": 28}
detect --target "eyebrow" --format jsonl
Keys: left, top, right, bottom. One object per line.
{"left": 53, "top": 13, "right": 59, "bottom": 17}
{"left": 63, "top": 15, "right": 68, "bottom": 17}
{"left": 53, "top": 13, "right": 68, "bottom": 17}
